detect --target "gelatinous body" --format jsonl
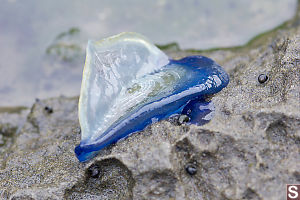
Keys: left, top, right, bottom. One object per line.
{"left": 181, "top": 99, "right": 215, "bottom": 126}
{"left": 75, "top": 32, "right": 229, "bottom": 162}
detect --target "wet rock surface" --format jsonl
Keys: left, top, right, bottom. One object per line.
{"left": 1, "top": 4, "right": 300, "bottom": 200}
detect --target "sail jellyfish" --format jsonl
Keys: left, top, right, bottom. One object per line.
{"left": 75, "top": 32, "right": 229, "bottom": 162}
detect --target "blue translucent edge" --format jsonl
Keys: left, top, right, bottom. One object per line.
{"left": 75, "top": 56, "right": 229, "bottom": 162}
{"left": 182, "top": 99, "right": 215, "bottom": 126}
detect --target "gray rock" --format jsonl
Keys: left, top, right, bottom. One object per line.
{"left": 0, "top": 4, "right": 300, "bottom": 200}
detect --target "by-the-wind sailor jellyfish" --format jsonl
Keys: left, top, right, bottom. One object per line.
{"left": 75, "top": 32, "right": 229, "bottom": 162}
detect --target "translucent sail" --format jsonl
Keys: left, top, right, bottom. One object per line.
{"left": 79, "top": 32, "right": 169, "bottom": 144}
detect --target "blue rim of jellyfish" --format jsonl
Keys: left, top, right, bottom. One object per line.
{"left": 75, "top": 55, "right": 229, "bottom": 162}
{"left": 181, "top": 98, "right": 215, "bottom": 126}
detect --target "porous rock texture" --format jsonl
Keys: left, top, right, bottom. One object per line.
{"left": 0, "top": 5, "right": 300, "bottom": 200}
